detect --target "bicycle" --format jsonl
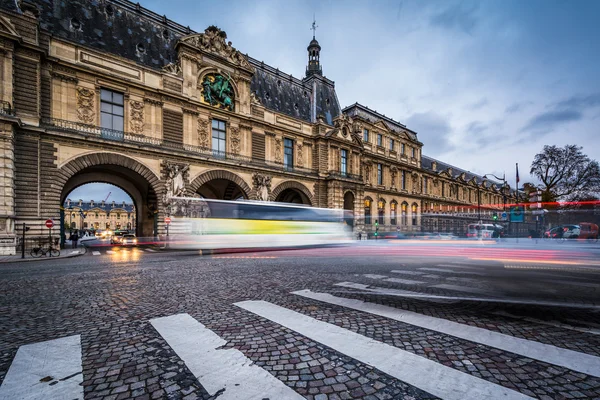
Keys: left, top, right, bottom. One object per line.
{"left": 30, "top": 244, "right": 60, "bottom": 258}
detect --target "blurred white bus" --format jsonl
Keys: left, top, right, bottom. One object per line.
{"left": 166, "top": 197, "right": 352, "bottom": 250}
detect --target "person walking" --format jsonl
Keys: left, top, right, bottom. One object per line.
{"left": 72, "top": 230, "right": 79, "bottom": 249}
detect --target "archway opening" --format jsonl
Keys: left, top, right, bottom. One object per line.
{"left": 60, "top": 164, "right": 158, "bottom": 239}
{"left": 197, "top": 178, "right": 247, "bottom": 200}
{"left": 343, "top": 191, "right": 355, "bottom": 227}
{"left": 275, "top": 188, "right": 311, "bottom": 205}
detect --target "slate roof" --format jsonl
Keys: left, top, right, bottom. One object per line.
{"left": 0, "top": 0, "right": 341, "bottom": 124}
{"left": 421, "top": 155, "right": 505, "bottom": 188}
{"left": 63, "top": 200, "right": 135, "bottom": 213}
{"left": 342, "top": 103, "right": 419, "bottom": 142}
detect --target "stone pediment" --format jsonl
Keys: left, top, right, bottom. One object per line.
{"left": 179, "top": 26, "right": 254, "bottom": 73}
{"left": 328, "top": 114, "right": 364, "bottom": 147}
{"left": 373, "top": 121, "right": 388, "bottom": 132}
{"left": 0, "top": 15, "right": 20, "bottom": 39}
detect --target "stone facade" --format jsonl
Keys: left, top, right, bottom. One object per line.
{"left": 0, "top": 0, "right": 512, "bottom": 254}
{"left": 63, "top": 199, "right": 136, "bottom": 231}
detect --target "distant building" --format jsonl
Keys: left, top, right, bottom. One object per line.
{"left": 63, "top": 199, "right": 135, "bottom": 231}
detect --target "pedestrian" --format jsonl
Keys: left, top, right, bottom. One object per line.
{"left": 72, "top": 230, "right": 79, "bottom": 249}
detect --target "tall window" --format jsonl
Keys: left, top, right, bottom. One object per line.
{"left": 401, "top": 202, "right": 408, "bottom": 225}
{"left": 212, "top": 119, "right": 227, "bottom": 156}
{"left": 401, "top": 170, "right": 406, "bottom": 190}
{"left": 363, "top": 129, "right": 369, "bottom": 142}
{"left": 340, "top": 149, "right": 348, "bottom": 176}
{"left": 284, "top": 138, "right": 294, "bottom": 169}
{"left": 423, "top": 176, "right": 428, "bottom": 194}
{"left": 411, "top": 147, "right": 416, "bottom": 158}
{"left": 401, "top": 143, "right": 405, "bottom": 155}
{"left": 390, "top": 138, "right": 395, "bottom": 151}
{"left": 390, "top": 202, "right": 397, "bottom": 226}
{"left": 412, "top": 204, "right": 418, "bottom": 226}
{"left": 377, "top": 134, "right": 383, "bottom": 146}
{"left": 377, "top": 163, "right": 383, "bottom": 185}
{"left": 378, "top": 200, "right": 385, "bottom": 225}
{"left": 441, "top": 182, "right": 446, "bottom": 197}
{"left": 100, "top": 89, "right": 124, "bottom": 131}
{"left": 364, "top": 199, "right": 372, "bottom": 225}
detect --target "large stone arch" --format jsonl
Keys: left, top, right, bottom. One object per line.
{"left": 270, "top": 180, "right": 314, "bottom": 206}
{"left": 188, "top": 169, "right": 252, "bottom": 199}
{"left": 56, "top": 153, "right": 163, "bottom": 238}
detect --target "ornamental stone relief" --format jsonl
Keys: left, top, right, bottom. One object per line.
{"left": 252, "top": 173, "right": 272, "bottom": 201}
{"left": 76, "top": 87, "right": 95, "bottom": 124}
{"left": 201, "top": 73, "right": 235, "bottom": 111}
{"left": 274, "top": 138, "right": 282, "bottom": 163}
{"left": 297, "top": 142, "right": 304, "bottom": 167}
{"left": 230, "top": 126, "right": 241, "bottom": 154}
{"left": 162, "top": 162, "right": 190, "bottom": 208}
{"left": 129, "top": 100, "right": 144, "bottom": 134}
{"left": 180, "top": 26, "right": 251, "bottom": 69}
{"left": 198, "top": 118, "right": 210, "bottom": 148}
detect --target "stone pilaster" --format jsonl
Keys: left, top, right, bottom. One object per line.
{"left": 0, "top": 121, "right": 16, "bottom": 255}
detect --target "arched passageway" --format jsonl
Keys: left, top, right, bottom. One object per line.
{"left": 270, "top": 181, "right": 314, "bottom": 205}
{"left": 343, "top": 191, "right": 355, "bottom": 227}
{"left": 196, "top": 179, "right": 247, "bottom": 200}
{"left": 275, "top": 188, "right": 311, "bottom": 205}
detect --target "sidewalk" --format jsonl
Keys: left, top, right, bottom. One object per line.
{"left": 0, "top": 248, "right": 85, "bottom": 263}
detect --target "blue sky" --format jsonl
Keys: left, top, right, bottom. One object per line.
{"left": 67, "top": 183, "right": 132, "bottom": 203}
{"left": 77, "top": 0, "right": 600, "bottom": 199}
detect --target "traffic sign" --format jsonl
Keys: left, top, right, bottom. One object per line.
{"left": 501, "top": 212, "right": 507, "bottom": 220}
{"left": 510, "top": 206, "right": 524, "bottom": 223}
{"left": 164, "top": 217, "right": 172, "bottom": 225}
{"left": 45, "top": 219, "right": 54, "bottom": 229}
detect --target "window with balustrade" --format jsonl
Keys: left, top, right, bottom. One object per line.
{"left": 100, "top": 89, "right": 124, "bottom": 132}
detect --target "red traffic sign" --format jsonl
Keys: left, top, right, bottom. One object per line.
{"left": 45, "top": 219, "right": 54, "bottom": 229}
{"left": 164, "top": 217, "right": 172, "bottom": 225}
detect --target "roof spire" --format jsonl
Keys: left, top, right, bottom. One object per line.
{"left": 311, "top": 15, "right": 318, "bottom": 39}
{"left": 306, "top": 15, "right": 322, "bottom": 77}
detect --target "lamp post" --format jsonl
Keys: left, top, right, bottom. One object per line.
{"left": 483, "top": 173, "right": 507, "bottom": 212}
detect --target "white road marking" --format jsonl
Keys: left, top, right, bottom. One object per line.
{"left": 363, "top": 274, "right": 388, "bottom": 279}
{"left": 92, "top": 251, "right": 101, "bottom": 256}
{"left": 0, "top": 335, "right": 83, "bottom": 400}
{"left": 106, "top": 250, "right": 115, "bottom": 255}
{"left": 333, "top": 282, "right": 600, "bottom": 310}
{"left": 235, "top": 300, "right": 532, "bottom": 400}
{"left": 419, "top": 267, "right": 485, "bottom": 276}
{"left": 150, "top": 313, "right": 303, "bottom": 400}
{"left": 385, "top": 277, "right": 426, "bottom": 285}
{"left": 144, "top": 248, "right": 157, "bottom": 252}
{"left": 390, "top": 270, "right": 424, "bottom": 276}
{"left": 431, "top": 284, "right": 491, "bottom": 295}
{"left": 422, "top": 274, "right": 441, "bottom": 279}
{"left": 493, "top": 311, "right": 600, "bottom": 336}
{"left": 293, "top": 290, "right": 600, "bottom": 377}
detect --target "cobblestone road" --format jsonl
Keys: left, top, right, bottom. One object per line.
{"left": 1, "top": 243, "right": 600, "bottom": 399}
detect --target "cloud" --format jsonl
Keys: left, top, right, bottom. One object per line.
{"left": 405, "top": 112, "right": 454, "bottom": 156}
{"left": 468, "top": 97, "right": 488, "bottom": 110}
{"left": 505, "top": 102, "right": 524, "bottom": 114}
{"left": 555, "top": 93, "right": 600, "bottom": 110}
{"left": 521, "top": 109, "right": 582, "bottom": 132}
{"left": 430, "top": 3, "right": 479, "bottom": 35}
{"left": 66, "top": 183, "right": 133, "bottom": 203}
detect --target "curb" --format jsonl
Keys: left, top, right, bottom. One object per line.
{"left": 0, "top": 251, "right": 85, "bottom": 264}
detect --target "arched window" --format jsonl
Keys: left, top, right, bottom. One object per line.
{"left": 377, "top": 199, "right": 385, "bottom": 225}
{"left": 411, "top": 203, "right": 418, "bottom": 226}
{"left": 401, "top": 202, "right": 408, "bottom": 226}
{"left": 364, "top": 198, "right": 372, "bottom": 225}
{"left": 390, "top": 201, "right": 398, "bottom": 226}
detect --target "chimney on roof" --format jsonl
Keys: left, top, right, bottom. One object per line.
{"left": 432, "top": 161, "right": 437, "bottom": 172}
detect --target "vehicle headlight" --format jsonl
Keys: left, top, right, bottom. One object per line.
{"left": 133, "top": 239, "right": 137, "bottom": 243}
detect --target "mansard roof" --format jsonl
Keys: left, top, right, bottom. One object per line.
{"left": 63, "top": 200, "right": 135, "bottom": 213}
{"left": 342, "top": 103, "right": 419, "bottom": 142}
{"left": 421, "top": 155, "right": 504, "bottom": 188}
{"left": 0, "top": 0, "right": 341, "bottom": 124}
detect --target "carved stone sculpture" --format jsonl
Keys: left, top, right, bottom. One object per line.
{"left": 129, "top": 100, "right": 144, "bottom": 134}
{"left": 230, "top": 126, "right": 240, "bottom": 154}
{"left": 362, "top": 160, "right": 372, "bottom": 184}
{"left": 197, "top": 118, "right": 210, "bottom": 148}
{"left": 201, "top": 73, "right": 235, "bottom": 111}
{"left": 274, "top": 138, "right": 282, "bottom": 163}
{"left": 76, "top": 87, "right": 95, "bottom": 124}
{"left": 163, "top": 162, "right": 190, "bottom": 208}
{"left": 180, "top": 26, "right": 251, "bottom": 69}
{"left": 250, "top": 91, "right": 261, "bottom": 105}
{"left": 252, "top": 173, "right": 272, "bottom": 201}
{"left": 162, "top": 60, "right": 181, "bottom": 75}
{"left": 297, "top": 142, "right": 304, "bottom": 167}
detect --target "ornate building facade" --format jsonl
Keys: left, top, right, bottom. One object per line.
{"left": 0, "top": 0, "right": 512, "bottom": 254}
{"left": 63, "top": 199, "right": 135, "bottom": 231}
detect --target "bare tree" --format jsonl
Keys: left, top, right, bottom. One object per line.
{"left": 530, "top": 144, "right": 600, "bottom": 201}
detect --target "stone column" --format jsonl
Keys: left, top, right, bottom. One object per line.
{"left": 0, "top": 121, "right": 15, "bottom": 255}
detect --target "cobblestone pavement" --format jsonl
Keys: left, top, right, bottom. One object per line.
{"left": 1, "top": 243, "right": 600, "bottom": 399}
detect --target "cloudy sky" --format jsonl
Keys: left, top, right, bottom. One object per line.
{"left": 76, "top": 0, "right": 600, "bottom": 199}
{"left": 67, "top": 183, "right": 132, "bottom": 203}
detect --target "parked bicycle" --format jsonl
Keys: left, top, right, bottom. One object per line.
{"left": 30, "top": 244, "right": 60, "bottom": 258}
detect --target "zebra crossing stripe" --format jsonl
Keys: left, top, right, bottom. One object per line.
{"left": 236, "top": 300, "right": 532, "bottom": 400}
{"left": 0, "top": 335, "right": 83, "bottom": 400}
{"left": 150, "top": 313, "right": 303, "bottom": 400}
{"left": 106, "top": 250, "right": 114, "bottom": 255}
{"left": 92, "top": 251, "right": 100, "bottom": 256}
{"left": 292, "top": 290, "right": 600, "bottom": 378}
{"left": 334, "top": 281, "right": 600, "bottom": 310}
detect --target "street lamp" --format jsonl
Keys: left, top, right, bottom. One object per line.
{"left": 483, "top": 173, "right": 507, "bottom": 212}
